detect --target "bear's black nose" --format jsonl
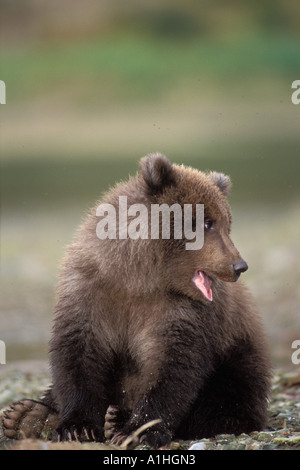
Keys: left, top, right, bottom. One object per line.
{"left": 233, "top": 260, "right": 248, "bottom": 278}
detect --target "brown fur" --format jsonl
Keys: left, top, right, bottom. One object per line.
{"left": 3, "top": 153, "right": 271, "bottom": 448}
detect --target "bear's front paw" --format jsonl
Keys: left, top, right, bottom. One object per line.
{"left": 53, "top": 420, "right": 104, "bottom": 443}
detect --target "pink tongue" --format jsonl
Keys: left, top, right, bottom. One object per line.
{"left": 193, "top": 271, "right": 213, "bottom": 301}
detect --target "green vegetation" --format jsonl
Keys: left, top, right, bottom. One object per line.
{"left": 1, "top": 140, "right": 300, "bottom": 210}
{"left": 1, "top": 32, "right": 299, "bottom": 208}
{"left": 1, "top": 33, "right": 299, "bottom": 105}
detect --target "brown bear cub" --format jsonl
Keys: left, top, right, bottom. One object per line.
{"left": 3, "top": 154, "right": 271, "bottom": 448}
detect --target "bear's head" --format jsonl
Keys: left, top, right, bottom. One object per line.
{"left": 138, "top": 153, "right": 248, "bottom": 302}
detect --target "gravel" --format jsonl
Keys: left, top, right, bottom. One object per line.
{"left": 0, "top": 362, "right": 299, "bottom": 450}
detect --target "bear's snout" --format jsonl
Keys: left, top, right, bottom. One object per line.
{"left": 232, "top": 260, "right": 248, "bottom": 280}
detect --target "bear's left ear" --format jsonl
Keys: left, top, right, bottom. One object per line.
{"left": 208, "top": 171, "right": 232, "bottom": 196}
{"left": 140, "top": 153, "right": 176, "bottom": 192}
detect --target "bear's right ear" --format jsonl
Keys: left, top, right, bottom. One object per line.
{"left": 208, "top": 171, "right": 232, "bottom": 196}
{"left": 140, "top": 153, "right": 176, "bottom": 192}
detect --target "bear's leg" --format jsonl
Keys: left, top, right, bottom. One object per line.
{"left": 104, "top": 405, "right": 131, "bottom": 444}
{"left": 49, "top": 281, "right": 116, "bottom": 442}
{"left": 109, "top": 321, "right": 216, "bottom": 448}
{"left": 51, "top": 356, "right": 112, "bottom": 442}
{"left": 176, "top": 339, "right": 271, "bottom": 439}
{"left": 50, "top": 332, "right": 113, "bottom": 441}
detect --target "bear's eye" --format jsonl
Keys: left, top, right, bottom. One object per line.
{"left": 204, "top": 219, "right": 213, "bottom": 231}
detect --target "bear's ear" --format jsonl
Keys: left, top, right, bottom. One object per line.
{"left": 208, "top": 171, "right": 232, "bottom": 196}
{"left": 140, "top": 153, "right": 176, "bottom": 192}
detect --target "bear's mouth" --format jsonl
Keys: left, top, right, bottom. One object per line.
{"left": 192, "top": 270, "right": 213, "bottom": 302}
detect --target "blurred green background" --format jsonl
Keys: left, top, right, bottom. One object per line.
{"left": 0, "top": 0, "right": 299, "bottom": 368}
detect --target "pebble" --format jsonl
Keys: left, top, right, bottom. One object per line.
{"left": 188, "top": 442, "right": 206, "bottom": 450}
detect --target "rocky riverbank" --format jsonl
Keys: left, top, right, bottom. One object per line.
{"left": 0, "top": 362, "right": 299, "bottom": 450}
